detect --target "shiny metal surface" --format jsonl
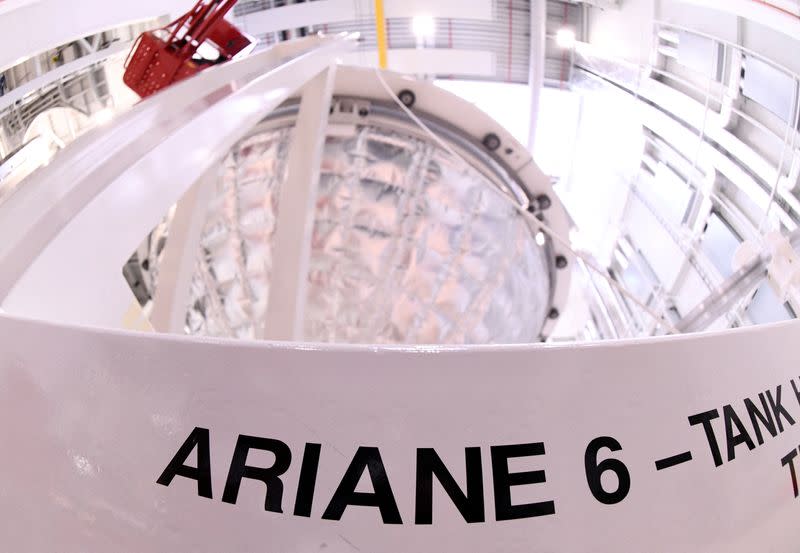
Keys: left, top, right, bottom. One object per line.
{"left": 178, "top": 117, "right": 551, "bottom": 344}
{"left": 187, "top": 128, "right": 290, "bottom": 338}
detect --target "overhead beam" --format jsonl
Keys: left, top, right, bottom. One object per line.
{"left": 676, "top": 0, "right": 800, "bottom": 40}
{"left": 234, "top": 0, "right": 493, "bottom": 37}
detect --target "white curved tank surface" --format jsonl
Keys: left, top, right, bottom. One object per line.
{"left": 2, "top": 1, "right": 800, "bottom": 552}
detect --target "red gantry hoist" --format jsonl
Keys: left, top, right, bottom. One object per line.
{"left": 123, "top": 0, "right": 252, "bottom": 99}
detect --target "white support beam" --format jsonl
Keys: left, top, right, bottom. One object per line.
{"left": 262, "top": 66, "right": 336, "bottom": 341}
{"left": 149, "top": 168, "right": 217, "bottom": 334}
{"left": 528, "top": 0, "right": 546, "bottom": 150}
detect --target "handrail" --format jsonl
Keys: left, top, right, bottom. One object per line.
{"left": 654, "top": 19, "right": 800, "bottom": 81}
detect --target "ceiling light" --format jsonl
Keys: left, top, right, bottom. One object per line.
{"left": 556, "top": 28, "right": 576, "bottom": 49}
{"left": 411, "top": 15, "right": 435, "bottom": 41}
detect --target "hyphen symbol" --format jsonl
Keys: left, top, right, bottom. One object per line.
{"left": 654, "top": 451, "right": 693, "bottom": 471}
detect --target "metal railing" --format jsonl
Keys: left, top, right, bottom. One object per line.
{"left": 654, "top": 21, "right": 800, "bottom": 133}
{"left": 570, "top": 21, "right": 800, "bottom": 336}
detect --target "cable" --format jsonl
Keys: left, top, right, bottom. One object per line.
{"left": 373, "top": 68, "right": 680, "bottom": 335}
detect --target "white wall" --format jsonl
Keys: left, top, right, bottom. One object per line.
{"left": 588, "top": 0, "right": 800, "bottom": 77}
{"left": 235, "top": 0, "right": 494, "bottom": 36}
{"left": 587, "top": 0, "right": 656, "bottom": 65}
{"left": 676, "top": 0, "right": 800, "bottom": 40}
{"left": 434, "top": 79, "right": 532, "bottom": 146}
{"left": 657, "top": 0, "right": 739, "bottom": 43}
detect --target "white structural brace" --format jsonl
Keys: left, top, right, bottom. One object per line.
{"left": 0, "top": 35, "right": 358, "bottom": 329}
{"left": 262, "top": 66, "right": 337, "bottom": 341}
{"left": 234, "top": 0, "right": 492, "bottom": 37}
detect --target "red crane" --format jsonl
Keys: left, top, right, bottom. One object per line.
{"left": 123, "top": 0, "right": 252, "bottom": 99}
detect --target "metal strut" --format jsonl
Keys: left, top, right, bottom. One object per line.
{"left": 123, "top": 0, "right": 251, "bottom": 99}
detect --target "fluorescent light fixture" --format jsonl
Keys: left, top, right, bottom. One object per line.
{"left": 411, "top": 15, "right": 435, "bottom": 41}
{"left": 556, "top": 28, "right": 576, "bottom": 49}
